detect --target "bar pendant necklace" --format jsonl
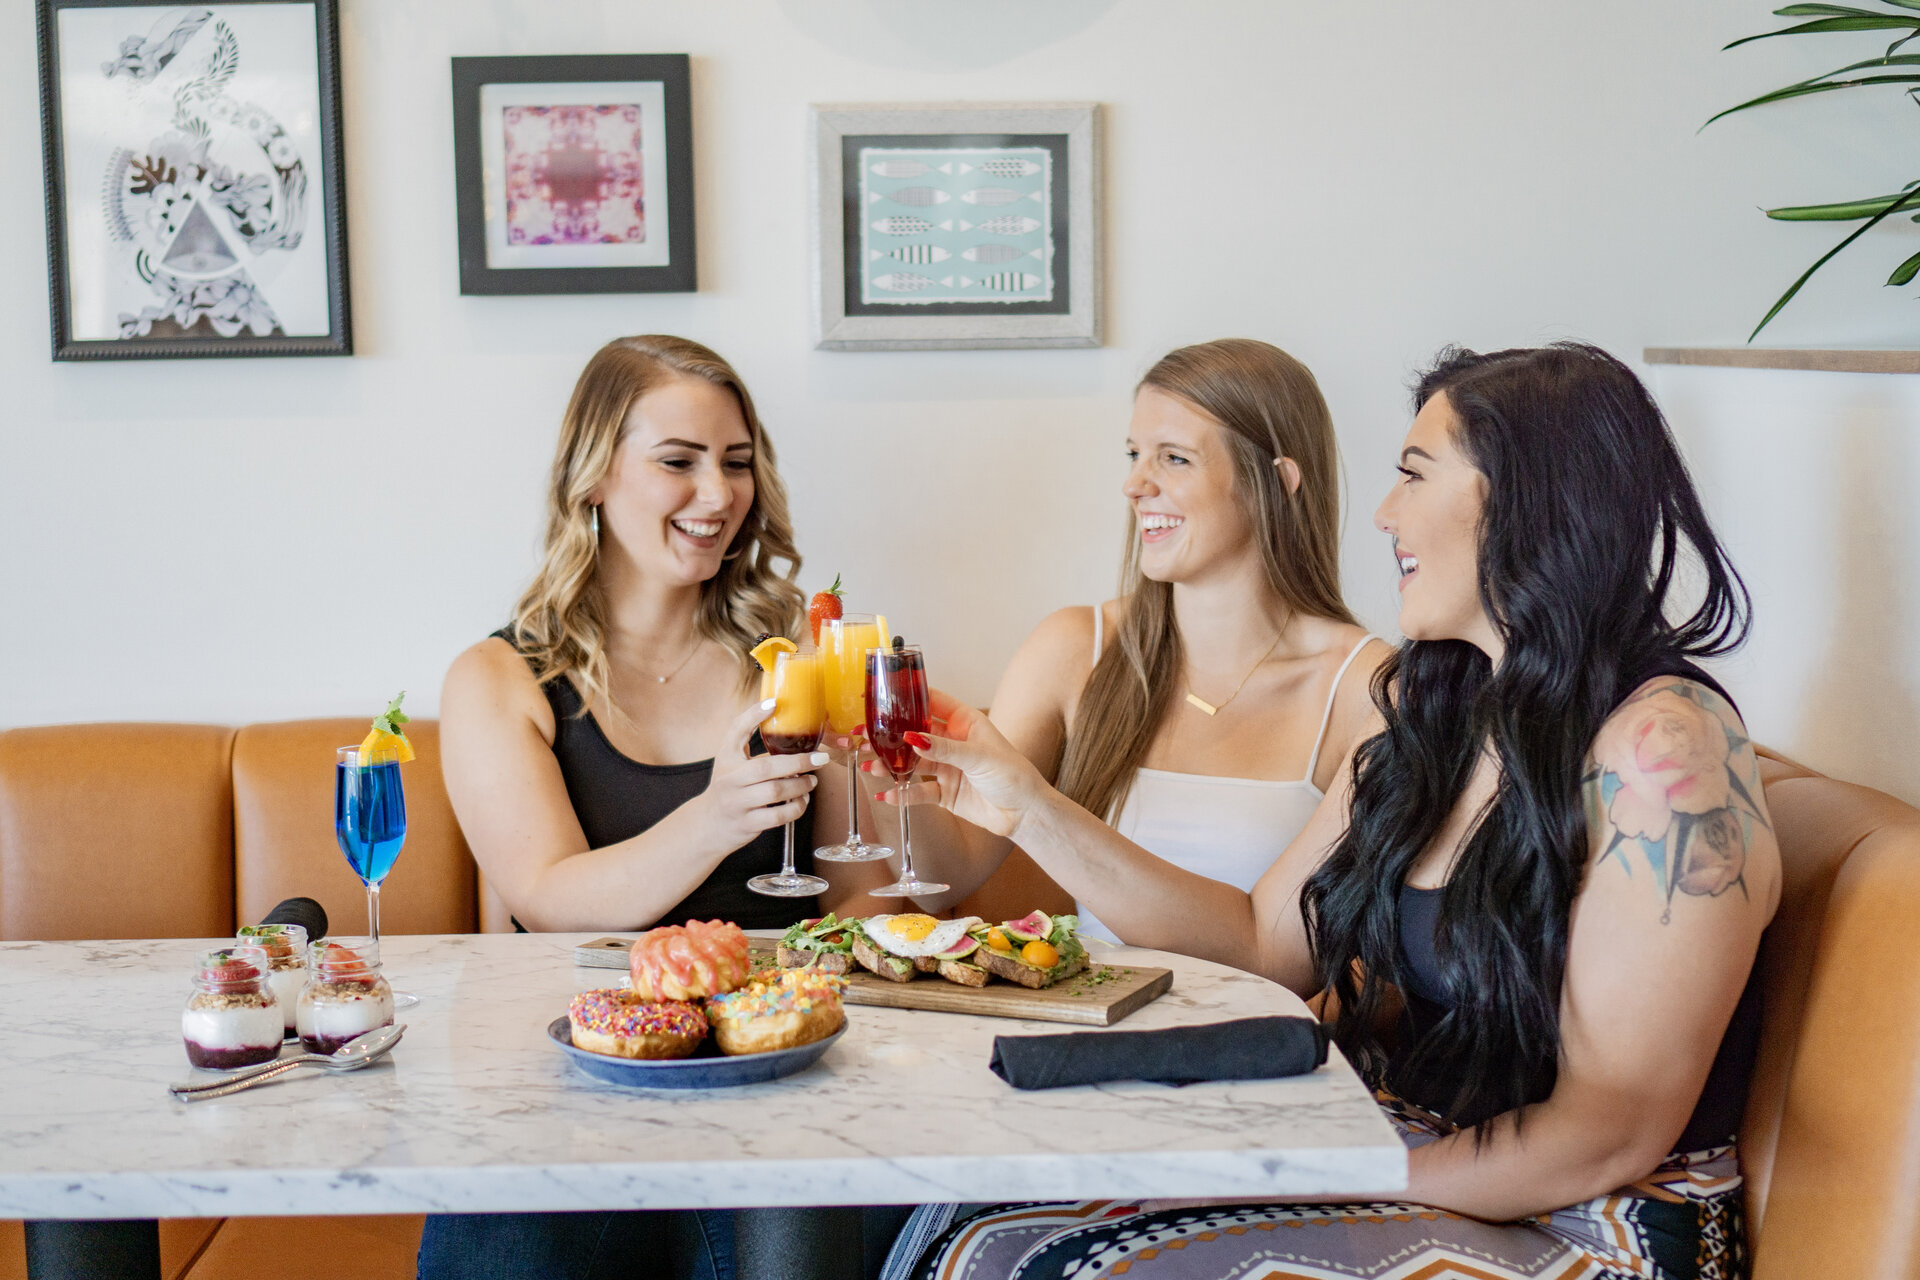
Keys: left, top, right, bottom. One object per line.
{"left": 1185, "top": 631, "right": 1284, "bottom": 717}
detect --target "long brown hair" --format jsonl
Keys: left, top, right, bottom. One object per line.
{"left": 507, "top": 335, "right": 805, "bottom": 711}
{"left": 1054, "top": 339, "right": 1356, "bottom": 823}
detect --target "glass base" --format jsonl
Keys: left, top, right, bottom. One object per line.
{"left": 748, "top": 872, "right": 831, "bottom": 897}
{"left": 813, "top": 839, "right": 895, "bottom": 863}
{"left": 869, "top": 876, "right": 950, "bottom": 898}
{"left": 393, "top": 991, "right": 419, "bottom": 1009}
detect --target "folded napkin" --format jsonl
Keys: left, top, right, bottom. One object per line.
{"left": 989, "top": 1016, "right": 1328, "bottom": 1090}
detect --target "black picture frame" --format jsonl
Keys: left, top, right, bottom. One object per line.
{"left": 451, "top": 54, "right": 696, "bottom": 296}
{"left": 35, "top": 0, "right": 351, "bottom": 361}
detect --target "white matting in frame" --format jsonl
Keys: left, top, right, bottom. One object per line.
{"left": 54, "top": 4, "right": 334, "bottom": 340}
{"left": 478, "top": 80, "right": 671, "bottom": 271}
{"left": 811, "top": 102, "right": 1101, "bottom": 351}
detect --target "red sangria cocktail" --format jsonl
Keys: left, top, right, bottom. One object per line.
{"left": 749, "top": 642, "right": 831, "bottom": 897}
{"left": 865, "top": 640, "right": 949, "bottom": 898}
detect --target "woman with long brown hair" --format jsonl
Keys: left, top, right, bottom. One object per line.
{"left": 429, "top": 334, "right": 890, "bottom": 1278}
{"left": 891, "top": 338, "right": 1387, "bottom": 937}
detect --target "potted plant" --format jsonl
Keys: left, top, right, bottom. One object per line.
{"left": 1708, "top": 2, "right": 1920, "bottom": 338}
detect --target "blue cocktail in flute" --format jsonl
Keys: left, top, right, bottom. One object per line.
{"left": 336, "top": 692, "right": 419, "bottom": 1007}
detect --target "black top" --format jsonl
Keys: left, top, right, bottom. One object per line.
{"left": 1388, "top": 657, "right": 1763, "bottom": 1152}
{"left": 492, "top": 628, "right": 817, "bottom": 931}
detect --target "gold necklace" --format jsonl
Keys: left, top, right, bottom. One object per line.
{"left": 640, "top": 635, "right": 705, "bottom": 685}
{"left": 1184, "top": 630, "right": 1285, "bottom": 716}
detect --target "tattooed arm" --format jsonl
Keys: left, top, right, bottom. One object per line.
{"left": 1395, "top": 677, "right": 1781, "bottom": 1221}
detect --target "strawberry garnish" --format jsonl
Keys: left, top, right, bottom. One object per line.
{"left": 808, "top": 574, "right": 845, "bottom": 645}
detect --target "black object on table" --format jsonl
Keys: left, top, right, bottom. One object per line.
{"left": 989, "top": 1016, "right": 1329, "bottom": 1090}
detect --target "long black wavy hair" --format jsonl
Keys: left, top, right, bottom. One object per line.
{"left": 1299, "top": 342, "right": 1751, "bottom": 1132}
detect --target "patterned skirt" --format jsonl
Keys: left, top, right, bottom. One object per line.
{"left": 892, "top": 1096, "right": 1746, "bottom": 1280}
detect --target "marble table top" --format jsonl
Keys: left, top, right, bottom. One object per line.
{"left": 0, "top": 933, "right": 1405, "bottom": 1219}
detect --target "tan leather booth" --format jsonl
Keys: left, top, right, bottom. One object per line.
{"left": 0, "top": 724, "right": 1916, "bottom": 1278}
{"left": 1744, "top": 752, "right": 1920, "bottom": 1279}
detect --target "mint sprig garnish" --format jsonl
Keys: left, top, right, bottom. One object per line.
{"left": 372, "top": 690, "right": 409, "bottom": 736}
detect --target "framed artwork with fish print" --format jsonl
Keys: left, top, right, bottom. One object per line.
{"left": 811, "top": 102, "right": 1102, "bottom": 350}
{"left": 34, "top": 0, "right": 351, "bottom": 360}
{"left": 452, "top": 54, "right": 695, "bottom": 295}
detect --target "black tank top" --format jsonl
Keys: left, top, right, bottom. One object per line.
{"left": 492, "top": 629, "right": 817, "bottom": 931}
{"left": 1388, "top": 657, "right": 1763, "bottom": 1152}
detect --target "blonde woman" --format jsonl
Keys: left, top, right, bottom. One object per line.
{"left": 889, "top": 339, "right": 1388, "bottom": 939}
{"left": 441, "top": 335, "right": 890, "bottom": 936}
{"left": 430, "top": 335, "right": 892, "bottom": 1277}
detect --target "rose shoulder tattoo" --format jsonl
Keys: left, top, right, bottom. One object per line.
{"left": 1582, "top": 679, "right": 1769, "bottom": 924}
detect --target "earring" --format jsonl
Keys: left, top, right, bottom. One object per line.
{"left": 590, "top": 505, "right": 600, "bottom": 538}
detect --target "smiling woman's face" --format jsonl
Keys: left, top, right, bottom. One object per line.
{"left": 592, "top": 375, "right": 756, "bottom": 588}
{"left": 1373, "top": 391, "right": 1500, "bottom": 656}
{"left": 1122, "top": 385, "right": 1255, "bottom": 585}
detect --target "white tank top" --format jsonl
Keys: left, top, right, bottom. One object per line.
{"left": 1075, "top": 613, "right": 1378, "bottom": 944}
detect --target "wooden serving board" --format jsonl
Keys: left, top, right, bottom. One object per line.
{"left": 572, "top": 937, "right": 1173, "bottom": 1027}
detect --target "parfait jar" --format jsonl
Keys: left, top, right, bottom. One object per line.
{"left": 237, "top": 923, "right": 308, "bottom": 1034}
{"left": 181, "top": 945, "right": 283, "bottom": 1070}
{"left": 296, "top": 937, "right": 395, "bottom": 1055}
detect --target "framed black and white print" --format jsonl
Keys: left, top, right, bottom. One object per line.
{"left": 35, "top": 0, "right": 351, "bottom": 360}
{"left": 452, "top": 55, "right": 696, "bottom": 296}
{"left": 811, "top": 103, "right": 1101, "bottom": 350}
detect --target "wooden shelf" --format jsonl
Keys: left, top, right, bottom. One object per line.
{"left": 1645, "top": 347, "right": 1920, "bottom": 374}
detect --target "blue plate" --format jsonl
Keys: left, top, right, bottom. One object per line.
{"left": 547, "top": 1017, "right": 846, "bottom": 1089}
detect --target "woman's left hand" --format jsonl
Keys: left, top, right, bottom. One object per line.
{"left": 888, "top": 688, "right": 1051, "bottom": 839}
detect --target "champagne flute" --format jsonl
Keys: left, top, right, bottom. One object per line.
{"left": 748, "top": 645, "right": 832, "bottom": 897}
{"left": 334, "top": 745, "right": 418, "bottom": 1007}
{"left": 865, "top": 640, "right": 949, "bottom": 898}
{"left": 814, "top": 613, "right": 894, "bottom": 863}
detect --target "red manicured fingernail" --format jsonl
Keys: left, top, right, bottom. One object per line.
{"left": 904, "top": 732, "right": 932, "bottom": 749}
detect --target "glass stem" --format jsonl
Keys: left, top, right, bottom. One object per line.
{"left": 896, "top": 784, "right": 914, "bottom": 885}
{"left": 366, "top": 883, "right": 381, "bottom": 944}
{"left": 782, "top": 819, "right": 798, "bottom": 878}
{"left": 844, "top": 746, "right": 862, "bottom": 846}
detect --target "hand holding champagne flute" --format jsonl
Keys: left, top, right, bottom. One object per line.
{"left": 748, "top": 643, "right": 831, "bottom": 897}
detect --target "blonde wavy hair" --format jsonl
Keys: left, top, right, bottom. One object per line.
{"left": 507, "top": 335, "right": 805, "bottom": 712}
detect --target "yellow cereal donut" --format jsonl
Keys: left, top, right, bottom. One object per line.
{"left": 704, "top": 968, "right": 847, "bottom": 1056}
{"left": 567, "top": 989, "right": 708, "bottom": 1059}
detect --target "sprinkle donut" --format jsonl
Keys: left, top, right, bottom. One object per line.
{"left": 705, "top": 968, "right": 847, "bottom": 1056}
{"left": 629, "top": 920, "right": 752, "bottom": 1001}
{"left": 567, "top": 989, "right": 708, "bottom": 1060}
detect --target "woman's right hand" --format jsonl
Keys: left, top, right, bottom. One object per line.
{"left": 697, "top": 698, "right": 827, "bottom": 853}
{"left": 887, "top": 689, "right": 1052, "bottom": 839}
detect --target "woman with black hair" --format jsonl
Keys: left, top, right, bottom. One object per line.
{"left": 888, "top": 343, "right": 1778, "bottom": 1280}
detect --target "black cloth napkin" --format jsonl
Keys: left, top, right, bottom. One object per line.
{"left": 989, "top": 1016, "right": 1329, "bottom": 1090}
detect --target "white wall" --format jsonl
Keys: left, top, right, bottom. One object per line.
{"left": 2, "top": 1, "right": 1915, "bottom": 803}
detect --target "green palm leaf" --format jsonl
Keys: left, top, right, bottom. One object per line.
{"left": 1750, "top": 183, "right": 1920, "bottom": 339}
{"left": 1888, "top": 248, "right": 1920, "bottom": 285}
{"left": 1704, "top": 70, "right": 1920, "bottom": 124}
{"left": 1726, "top": 14, "right": 1920, "bottom": 49}
{"left": 1765, "top": 190, "right": 1920, "bottom": 219}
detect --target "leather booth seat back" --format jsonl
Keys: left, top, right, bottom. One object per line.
{"left": 233, "top": 719, "right": 476, "bottom": 936}
{"left": 0, "top": 724, "right": 237, "bottom": 940}
{"left": 1746, "top": 754, "right": 1920, "bottom": 1279}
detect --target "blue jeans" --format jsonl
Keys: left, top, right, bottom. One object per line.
{"left": 418, "top": 1209, "right": 734, "bottom": 1280}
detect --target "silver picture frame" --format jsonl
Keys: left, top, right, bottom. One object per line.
{"left": 810, "top": 102, "right": 1102, "bottom": 351}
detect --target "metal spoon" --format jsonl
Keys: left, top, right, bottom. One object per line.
{"left": 168, "top": 1024, "right": 405, "bottom": 1101}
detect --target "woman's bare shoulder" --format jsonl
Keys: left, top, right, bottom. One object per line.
{"left": 443, "top": 635, "right": 554, "bottom": 739}
{"left": 1011, "top": 604, "right": 1104, "bottom": 673}
{"left": 1320, "top": 625, "right": 1392, "bottom": 752}
{"left": 986, "top": 604, "right": 1106, "bottom": 742}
